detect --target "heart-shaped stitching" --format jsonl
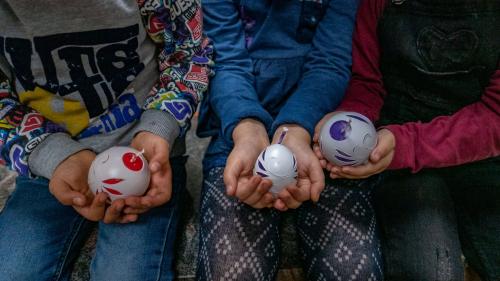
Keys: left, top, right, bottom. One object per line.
{"left": 417, "top": 26, "right": 479, "bottom": 71}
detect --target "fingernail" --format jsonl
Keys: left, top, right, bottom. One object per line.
{"left": 73, "top": 197, "right": 84, "bottom": 206}
{"left": 150, "top": 162, "right": 160, "bottom": 172}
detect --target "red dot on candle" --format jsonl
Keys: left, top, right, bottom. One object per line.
{"left": 122, "top": 152, "right": 144, "bottom": 171}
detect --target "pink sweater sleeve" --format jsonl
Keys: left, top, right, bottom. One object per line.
{"left": 338, "top": 0, "right": 500, "bottom": 172}
{"left": 386, "top": 70, "right": 500, "bottom": 172}
{"left": 337, "top": 0, "right": 387, "bottom": 121}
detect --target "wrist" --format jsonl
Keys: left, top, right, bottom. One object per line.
{"left": 233, "top": 119, "right": 269, "bottom": 147}
{"left": 273, "top": 124, "right": 311, "bottom": 146}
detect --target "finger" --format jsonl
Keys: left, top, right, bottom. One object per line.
{"left": 254, "top": 193, "right": 275, "bottom": 209}
{"left": 49, "top": 179, "right": 87, "bottom": 207}
{"left": 119, "top": 214, "right": 139, "bottom": 224}
{"left": 235, "top": 176, "right": 261, "bottom": 201}
{"left": 247, "top": 192, "right": 275, "bottom": 209}
{"left": 273, "top": 199, "right": 288, "bottom": 212}
{"left": 314, "top": 113, "right": 333, "bottom": 143}
{"left": 370, "top": 132, "right": 393, "bottom": 163}
{"left": 278, "top": 190, "right": 301, "bottom": 209}
{"left": 124, "top": 196, "right": 144, "bottom": 209}
{"left": 103, "top": 199, "right": 125, "bottom": 224}
{"left": 313, "top": 131, "right": 320, "bottom": 143}
{"left": 124, "top": 195, "right": 152, "bottom": 210}
{"left": 341, "top": 163, "right": 380, "bottom": 178}
{"left": 319, "top": 159, "right": 327, "bottom": 169}
{"left": 223, "top": 161, "right": 243, "bottom": 197}
{"left": 345, "top": 153, "right": 393, "bottom": 178}
{"left": 309, "top": 163, "right": 325, "bottom": 203}
{"left": 313, "top": 121, "right": 325, "bottom": 143}
{"left": 75, "top": 192, "right": 107, "bottom": 221}
{"left": 146, "top": 144, "right": 169, "bottom": 171}
{"left": 149, "top": 161, "right": 162, "bottom": 173}
{"left": 326, "top": 162, "right": 335, "bottom": 172}
{"left": 146, "top": 161, "right": 173, "bottom": 207}
{"left": 123, "top": 207, "right": 149, "bottom": 214}
{"left": 313, "top": 144, "right": 321, "bottom": 157}
{"left": 243, "top": 179, "right": 272, "bottom": 206}
{"left": 287, "top": 186, "right": 309, "bottom": 203}
{"left": 329, "top": 172, "right": 341, "bottom": 179}
{"left": 88, "top": 192, "right": 108, "bottom": 216}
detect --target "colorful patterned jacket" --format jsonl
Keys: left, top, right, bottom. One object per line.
{"left": 0, "top": 0, "right": 213, "bottom": 178}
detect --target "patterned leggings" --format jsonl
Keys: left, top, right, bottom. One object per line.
{"left": 196, "top": 167, "right": 383, "bottom": 281}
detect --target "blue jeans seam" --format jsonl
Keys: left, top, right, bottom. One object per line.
{"left": 51, "top": 216, "right": 88, "bottom": 281}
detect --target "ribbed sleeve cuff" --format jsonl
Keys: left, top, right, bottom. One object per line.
{"left": 29, "top": 133, "right": 90, "bottom": 179}
{"left": 133, "top": 109, "right": 180, "bottom": 150}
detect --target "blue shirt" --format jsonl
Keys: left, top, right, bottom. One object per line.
{"left": 198, "top": 0, "right": 360, "bottom": 167}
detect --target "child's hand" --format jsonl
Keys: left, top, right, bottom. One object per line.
{"left": 326, "top": 129, "right": 395, "bottom": 179}
{"left": 49, "top": 150, "right": 108, "bottom": 221}
{"left": 224, "top": 119, "right": 275, "bottom": 209}
{"left": 122, "top": 131, "right": 173, "bottom": 216}
{"left": 272, "top": 125, "right": 325, "bottom": 211}
{"left": 313, "top": 111, "right": 341, "bottom": 169}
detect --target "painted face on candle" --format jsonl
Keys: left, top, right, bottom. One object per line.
{"left": 319, "top": 112, "right": 377, "bottom": 166}
{"left": 88, "top": 146, "right": 150, "bottom": 201}
{"left": 253, "top": 128, "right": 298, "bottom": 195}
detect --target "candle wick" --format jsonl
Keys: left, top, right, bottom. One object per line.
{"left": 131, "top": 149, "right": 145, "bottom": 162}
{"left": 278, "top": 127, "right": 289, "bottom": 144}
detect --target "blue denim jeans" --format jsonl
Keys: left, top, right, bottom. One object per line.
{"left": 0, "top": 156, "right": 187, "bottom": 281}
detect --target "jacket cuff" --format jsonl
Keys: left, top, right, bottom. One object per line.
{"left": 132, "top": 109, "right": 180, "bottom": 150}
{"left": 28, "top": 133, "right": 90, "bottom": 179}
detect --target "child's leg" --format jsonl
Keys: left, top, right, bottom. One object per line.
{"left": 90, "top": 156, "right": 187, "bottom": 281}
{"left": 0, "top": 176, "right": 94, "bottom": 281}
{"left": 296, "top": 177, "right": 384, "bottom": 281}
{"left": 196, "top": 167, "right": 281, "bottom": 281}
{"left": 376, "top": 170, "right": 464, "bottom": 281}
{"left": 446, "top": 159, "right": 500, "bottom": 281}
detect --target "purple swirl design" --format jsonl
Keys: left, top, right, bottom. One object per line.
{"left": 258, "top": 160, "right": 266, "bottom": 171}
{"left": 329, "top": 120, "right": 351, "bottom": 141}
{"left": 335, "top": 155, "right": 355, "bottom": 163}
{"left": 256, "top": 171, "right": 268, "bottom": 177}
{"left": 336, "top": 149, "right": 352, "bottom": 158}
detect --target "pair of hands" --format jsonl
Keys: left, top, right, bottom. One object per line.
{"left": 312, "top": 112, "right": 396, "bottom": 179}
{"left": 48, "top": 131, "right": 172, "bottom": 223}
{"left": 225, "top": 119, "right": 324, "bottom": 211}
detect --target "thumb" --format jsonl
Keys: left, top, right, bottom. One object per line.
{"left": 309, "top": 163, "right": 325, "bottom": 203}
{"left": 49, "top": 179, "right": 87, "bottom": 207}
{"left": 147, "top": 145, "right": 169, "bottom": 173}
{"left": 370, "top": 132, "right": 393, "bottom": 163}
{"left": 314, "top": 112, "right": 336, "bottom": 143}
{"left": 223, "top": 161, "right": 243, "bottom": 197}
{"left": 313, "top": 123, "right": 323, "bottom": 143}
